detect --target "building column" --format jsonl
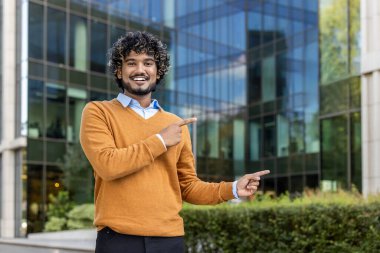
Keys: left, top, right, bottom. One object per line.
{"left": 361, "top": 0, "right": 380, "bottom": 196}
{"left": 0, "top": 0, "right": 17, "bottom": 237}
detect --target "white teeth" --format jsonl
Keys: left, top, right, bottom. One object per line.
{"left": 132, "top": 77, "right": 146, "bottom": 81}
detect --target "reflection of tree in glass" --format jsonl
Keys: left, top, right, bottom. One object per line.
{"left": 59, "top": 143, "right": 93, "bottom": 204}
{"left": 320, "top": 0, "right": 360, "bottom": 84}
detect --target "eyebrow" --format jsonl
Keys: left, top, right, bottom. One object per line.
{"left": 124, "top": 56, "right": 155, "bottom": 61}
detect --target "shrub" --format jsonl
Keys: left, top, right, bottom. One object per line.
{"left": 44, "top": 191, "right": 74, "bottom": 232}
{"left": 181, "top": 192, "right": 380, "bottom": 253}
{"left": 67, "top": 204, "right": 95, "bottom": 230}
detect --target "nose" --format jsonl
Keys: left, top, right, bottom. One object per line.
{"left": 135, "top": 63, "right": 146, "bottom": 74}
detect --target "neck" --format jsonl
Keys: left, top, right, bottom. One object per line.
{"left": 124, "top": 91, "right": 152, "bottom": 108}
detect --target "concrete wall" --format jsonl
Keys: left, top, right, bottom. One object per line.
{"left": 361, "top": 0, "right": 380, "bottom": 196}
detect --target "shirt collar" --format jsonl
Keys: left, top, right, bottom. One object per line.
{"left": 116, "top": 93, "right": 161, "bottom": 109}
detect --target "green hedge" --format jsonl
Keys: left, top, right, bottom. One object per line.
{"left": 181, "top": 202, "right": 380, "bottom": 253}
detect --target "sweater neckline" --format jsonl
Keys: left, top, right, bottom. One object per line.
{"left": 112, "top": 98, "right": 164, "bottom": 122}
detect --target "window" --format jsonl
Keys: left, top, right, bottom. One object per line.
{"left": 28, "top": 79, "right": 44, "bottom": 138}
{"left": 47, "top": 8, "right": 66, "bottom": 64}
{"left": 68, "top": 87, "right": 87, "bottom": 142}
{"left": 26, "top": 164, "right": 44, "bottom": 233}
{"left": 70, "top": 15, "right": 87, "bottom": 71}
{"left": 262, "top": 56, "right": 276, "bottom": 102}
{"left": 321, "top": 116, "right": 348, "bottom": 190}
{"left": 263, "top": 116, "right": 276, "bottom": 157}
{"left": 90, "top": 20, "right": 107, "bottom": 73}
{"left": 29, "top": 3, "right": 43, "bottom": 59}
{"left": 46, "top": 83, "right": 66, "bottom": 139}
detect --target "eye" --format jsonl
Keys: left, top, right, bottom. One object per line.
{"left": 145, "top": 61, "right": 154, "bottom": 66}
{"left": 126, "top": 62, "right": 135, "bottom": 66}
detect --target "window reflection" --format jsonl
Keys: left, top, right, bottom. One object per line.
{"left": 262, "top": 56, "right": 276, "bottom": 102}
{"left": 351, "top": 112, "right": 361, "bottom": 191}
{"left": 90, "top": 20, "right": 107, "bottom": 72}
{"left": 277, "top": 113, "right": 289, "bottom": 157}
{"left": 70, "top": 15, "right": 87, "bottom": 71}
{"left": 29, "top": 3, "right": 43, "bottom": 59}
{"left": 321, "top": 116, "right": 348, "bottom": 190}
{"left": 26, "top": 164, "right": 43, "bottom": 234}
{"left": 28, "top": 79, "right": 43, "bottom": 138}
{"left": 47, "top": 8, "right": 66, "bottom": 64}
{"left": 46, "top": 165, "right": 64, "bottom": 209}
{"left": 249, "top": 118, "right": 261, "bottom": 161}
{"left": 263, "top": 116, "right": 276, "bottom": 157}
{"left": 289, "top": 111, "right": 305, "bottom": 154}
{"left": 233, "top": 119, "right": 245, "bottom": 176}
{"left": 68, "top": 87, "right": 87, "bottom": 142}
{"left": 320, "top": 0, "right": 349, "bottom": 83}
{"left": 46, "top": 83, "right": 66, "bottom": 139}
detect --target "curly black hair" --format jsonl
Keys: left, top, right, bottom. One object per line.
{"left": 108, "top": 31, "right": 170, "bottom": 91}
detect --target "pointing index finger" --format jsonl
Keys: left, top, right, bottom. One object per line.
{"left": 177, "top": 117, "right": 197, "bottom": 127}
{"left": 246, "top": 170, "right": 271, "bottom": 179}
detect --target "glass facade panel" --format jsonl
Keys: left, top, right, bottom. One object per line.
{"left": 27, "top": 139, "right": 43, "bottom": 161}
{"left": 68, "top": 87, "right": 87, "bottom": 142}
{"left": 320, "top": 79, "right": 349, "bottom": 115}
{"left": 277, "top": 114, "right": 289, "bottom": 157}
{"left": 320, "top": 0, "right": 349, "bottom": 84}
{"left": 321, "top": 116, "right": 348, "bottom": 190}
{"left": 26, "top": 165, "right": 44, "bottom": 233}
{"left": 46, "top": 140, "right": 66, "bottom": 163}
{"left": 28, "top": 79, "right": 43, "bottom": 138}
{"left": 70, "top": 15, "right": 87, "bottom": 71}
{"left": 349, "top": 0, "right": 360, "bottom": 74}
{"left": 46, "top": 165, "right": 63, "bottom": 197}
{"left": 263, "top": 116, "right": 276, "bottom": 157}
{"left": 46, "top": 83, "right": 66, "bottom": 139}
{"left": 262, "top": 56, "right": 276, "bottom": 102}
{"left": 47, "top": 7, "right": 66, "bottom": 64}
{"left": 90, "top": 20, "right": 107, "bottom": 73}
{"left": 29, "top": 3, "right": 43, "bottom": 59}
{"left": 351, "top": 112, "right": 361, "bottom": 191}
{"left": 249, "top": 119, "right": 261, "bottom": 161}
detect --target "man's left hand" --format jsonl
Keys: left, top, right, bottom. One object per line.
{"left": 236, "top": 170, "right": 270, "bottom": 197}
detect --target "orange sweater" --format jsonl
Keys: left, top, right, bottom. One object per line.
{"left": 80, "top": 99, "right": 234, "bottom": 236}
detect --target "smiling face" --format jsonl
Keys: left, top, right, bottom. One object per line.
{"left": 117, "top": 51, "right": 158, "bottom": 98}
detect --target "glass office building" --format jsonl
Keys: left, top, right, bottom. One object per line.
{"left": 0, "top": 0, "right": 366, "bottom": 236}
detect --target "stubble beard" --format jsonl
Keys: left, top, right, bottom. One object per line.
{"left": 121, "top": 79, "right": 156, "bottom": 96}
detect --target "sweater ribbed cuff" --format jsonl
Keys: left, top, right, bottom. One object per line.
{"left": 144, "top": 134, "right": 167, "bottom": 159}
{"left": 220, "top": 181, "right": 235, "bottom": 201}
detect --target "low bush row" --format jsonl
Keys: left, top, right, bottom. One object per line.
{"left": 181, "top": 200, "right": 380, "bottom": 252}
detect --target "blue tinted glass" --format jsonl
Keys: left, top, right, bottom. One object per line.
{"left": 230, "top": 12, "right": 246, "bottom": 49}
{"left": 128, "top": 0, "right": 145, "bottom": 17}
{"left": 263, "top": 14, "right": 275, "bottom": 43}
{"left": 47, "top": 8, "right": 66, "bottom": 64}
{"left": 149, "top": 0, "right": 162, "bottom": 22}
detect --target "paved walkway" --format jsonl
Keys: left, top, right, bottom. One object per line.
{"left": 0, "top": 229, "right": 96, "bottom": 253}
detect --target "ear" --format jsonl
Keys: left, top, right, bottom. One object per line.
{"left": 117, "top": 70, "right": 122, "bottom": 79}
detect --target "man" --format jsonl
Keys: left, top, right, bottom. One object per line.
{"left": 80, "top": 31, "right": 270, "bottom": 253}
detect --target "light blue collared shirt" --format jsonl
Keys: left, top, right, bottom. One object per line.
{"left": 116, "top": 93, "right": 239, "bottom": 199}
{"left": 117, "top": 93, "right": 161, "bottom": 119}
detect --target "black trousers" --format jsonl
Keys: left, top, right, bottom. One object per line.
{"left": 95, "top": 227, "right": 185, "bottom": 253}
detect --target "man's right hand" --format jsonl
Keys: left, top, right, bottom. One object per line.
{"left": 159, "top": 118, "right": 197, "bottom": 147}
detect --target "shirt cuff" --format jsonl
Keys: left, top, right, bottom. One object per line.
{"left": 232, "top": 180, "right": 239, "bottom": 199}
{"left": 155, "top": 134, "right": 167, "bottom": 150}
